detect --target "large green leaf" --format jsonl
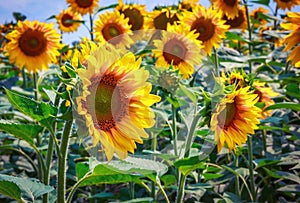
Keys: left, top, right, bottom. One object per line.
{"left": 0, "top": 120, "right": 43, "bottom": 147}
{"left": 4, "top": 88, "right": 57, "bottom": 129}
{"left": 278, "top": 184, "right": 300, "bottom": 193}
{"left": 0, "top": 180, "right": 23, "bottom": 202}
{"left": 264, "top": 102, "right": 300, "bottom": 112}
{"left": 0, "top": 174, "right": 54, "bottom": 202}
{"left": 174, "top": 155, "right": 206, "bottom": 176}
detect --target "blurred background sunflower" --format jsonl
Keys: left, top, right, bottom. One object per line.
{"left": 56, "top": 7, "right": 82, "bottom": 33}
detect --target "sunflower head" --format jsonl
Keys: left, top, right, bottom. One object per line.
{"left": 153, "top": 23, "right": 204, "bottom": 78}
{"left": 253, "top": 81, "right": 278, "bottom": 119}
{"left": 250, "top": 7, "right": 269, "bottom": 28}
{"left": 211, "top": 0, "right": 241, "bottom": 20}
{"left": 66, "top": 0, "right": 99, "bottom": 15}
{"left": 223, "top": 7, "right": 247, "bottom": 30}
{"left": 75, "top": 45, "right": 161, "bottom": 161}
{"left": 210, "top": 86, "right": 262, "bottom": 152}
{"left": 3, "top": 20, "right": 61, "bottom": 72}
{"left": 116, "top": 0, "right": 147, "bottom": 31}
{"left": 56, "top": 8, "right": 82, "bottom": 33}
{"left": 158, "top": 68, "right": 181, "bottom": 93}
{"left": 71, "top": 37, "right": 98, "bottom": 67}
{"left": 145, "top": 8, "right": 180, "bottom": 30}
{"left": 221, "top": 71, "right": 246, "bottom": 89}
{"left": 94, "top": 11, "right": 134, "bottom": 49}
{"left": 178, "top": 0, "right": 199, "bottom": 11}
{"left": 274, "top": 0, "right": 300, "bottom": 10}
{"left": 181, "top": 5, "right": 229, "bottom": 55}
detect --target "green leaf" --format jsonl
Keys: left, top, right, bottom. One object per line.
{"left": 76, "top": 162, "right": 90, "bottom": 180}
{"left": 286, "top": 83, "right": 300, "bottom": 100}
{"left": 278, "top": 184, "right": 300, "bottom": 193}
{"left": 4, "top": 88, "right": 57, "bottom": 129}
{"left": 0, "top": 181, "right": 23, "bottom": 202}
{"left": 96, "top": 3, "right": 118, "bottom": 13}
{"left": 120, "top": 197, "right": 153, "bottom": 203}
{"left": 174, "top": 155, "right": 206, "bottom": 176}
{"left": 179, "top": 84, "right": 197, "bottom": 104}
{"left": 258, "top": 125, "right": 290, "bottom": 134}
{"left": 0, "top": 120, "right": 43, "bottom": 147}
{"left": 226, "top": 32, "right": 249, "bottom": 43}
{"left": 160, "top": 174, "right": 177, "bottom": 187}
{"left": 223, "top": 192, "right": 242, "bottom": 203}
{"left": 264, "top": 102, "right": 300, "bottom": 112}
{"left": 202, "top": 173, "right": 223, "bottom": 180}
{"left": 0, "top": 174, "right": 54, "bottom": 202}
{"left": 250, "top": 0, "right": 270, "bottom": 6}
{"left": 254, "top": 158, "right": 281, "bottom": 169}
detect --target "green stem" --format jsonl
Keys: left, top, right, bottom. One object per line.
{"left": 33, "top": 72, "right": 38, "bottom": 101}
{"left": 213, "top": 48, "right": 219, "bottom": 75}
{"left": 247, "top": 135, "right": 256, "bottom": 201}
{"left": 176, "top": 113, "right": 201, "bottom": 203}
{"left": 130, "top": 182, "right": 135, "bottom": 199}
{"left": 66, "top": 172, "right": 92, "bottom": 203}
{"left": 262, "top": 129, "right": 267, "bottom": 157}
{"left": 243, "top": 0, "right": 253, "bottom": 73}
{"left": 22, "top": 68, "right": 27, "bottom": 88}
{"left": 89, "top": 14, "right": 94, "bottom": 41}
{"left": 57, "top": 120, "right": 73, "bottom": 203}
{"left": 172, "top": 101, "right": 178, "bottom": 157}
{"left": 235, "top": 154, "right": 240, "bottom": 196}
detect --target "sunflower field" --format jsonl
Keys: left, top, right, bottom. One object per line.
{"left": 0, "top": 0, "right": 300, "bottom": 202}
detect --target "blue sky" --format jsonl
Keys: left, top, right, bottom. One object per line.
{"left": 0, "top": 0, "right": 298, "bottom": 45}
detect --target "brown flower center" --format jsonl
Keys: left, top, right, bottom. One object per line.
{"left": 18, "top": 28, "right": 47, "bottom": 56}
{"left": 61, "top": 14, "right": 74, "bottom": 27}
{"left": 102, "top": 23, "right": 123, "bottom": 45}
{"left": 218, "top": 102, "right": 237, "bottom": 127}
{"left": 191, "top": 17, "right": 215, "bottom": 42}
{"left": 121, "top": 7, "right": 144, "bottom": 31}
{"left": 223, "top": 0, "right": 237, "bottom": 7}
{"left": 90, "top": 74, "right": 128, "bottom": 131}
{"left": 153, "top": 11, "right": 179, "bottom": 30}
{"left": 163, "top": 38, "right": 187, "bottom": 65}
{"left": 75, "top": 0, "right": 93, "bottom": 8}
{"left": 280, "top": 0, "right": 291, "bottom": 2}
{"left": 223, "top": 10, "right": 245, "bottom": 28}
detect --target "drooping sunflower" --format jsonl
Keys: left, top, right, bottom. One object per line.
{"left": 253, "top": 81, "right": 278, "bottom": 119}
{"left": 221, "top": 71, "right": 245, "bottom": 88}
{"left": 181, "top": 5, "right": 229, "bottom": 55}
{"left": 210, "top": 86, "right": 262, "bottom": 152}
{"left": 94, "top": 11, "right": 133, "bottom": 49}
{"left": 56, "top": 8, "right": 82, "bottom": 33}
{"left": 116, "top": 0, "right": 147, "bottom": 31}
{"left": 153, "top": 23, "right": 203, "bottom": 78}
{"left": 274, "top": 0, "right": 300, "bottom": 11}
{"left": 66, "top": 0, "right": 99, "bottom": 15}
{"left": 211, "top": 0, "right": 241, "bottom": 20}
{"left": 250, "top": 7, "right": 269, "bottom": 28}
{"left": 145, "top": 8, "right": 180, "bottom": 30}
{"left": 3, "top": 20, "right": 61, "bottom": 73}
{"left": 222, "top": 7, "right": 247, "bottom": 30}
{"left": 76, "top": 46, "right": 161, "bottom": 160}
{"left": 281, "top": 12, "right": 300, "bottom": 68}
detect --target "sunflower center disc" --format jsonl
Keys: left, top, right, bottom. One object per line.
{"left": 122, "top": 8, "right": 143, "bottom": 31}
{"left": 93, "top": 74, "right": 128, "bottom": 131}
{"left": 75, "top": 0, "right": 93, "bottom": 8}
{"left": 154, "top": 12, "right": 179, "bottom": 30}
{"left": 102, "top": 23, "right": 123, "bottom": 45}
{"left": 163, "top": 38, "right": 187, "bottom": 65}
{"left": 62, "top": 14, "right": 74, "bottom": 27}
{"left": 18, "top": 29, "right": 47, "bottom": 56}
{"left": 192, "top": 17, "right": 215, "bottom": 42}
{"left": 218, "top": 102, "right": 237, "bottom": 127}
{"left": 224, "top": 0, "right": 237, "bottom": 7}
{"left": 224, "top": 10, "right": 245, "bottom": 28}
{"left": 280, "top": 0, "right": 291, "bottom": 2}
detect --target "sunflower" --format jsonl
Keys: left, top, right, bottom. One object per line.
{"left": 181, "top": 5, "right": 229, "bottom": 55}
{"left": 71, "top": 37, "right": 98, "bottom": 67}
{"left": 66, "top": 0, "right": 99, "bottom": 15}
{"left": 178, "top": 0, "right": 199, "bottom": 11}
{"left": 281, "top": 12, "right": 300, "bottom": 68}
{"left": 211, "top": 0, "right": 241, "bottom": 20}
{"left": 250, "top": 7, "right": 269, "bottom": 28}
{"left": 76, "top": 46, "right": 161, "bottom": 160}
{"left": 222, "top": 7, "right": 247, "bottom": 30}
{"left": 116, "top": 0, "right": 147, "bottom": 31}
{"left": 145, "top": 8, "right": 180, "bottom": 30}
{"left": 3, "top": 20, "right": 61, "bottom": 73}
{"left": 210, "top": 86, "right": 262, "bottom": 152}
{"left": 56, "top": 8, "right": 82, "bottom": 33}
{"left": 253, "top": 81, "right": 278, "bottom": 119}
{"left": 274, "top": 0, "right": 300, "bottom": 10}
{"left": 94, "top": 11, "right": 133, "bottom": 49}
{"left": 221, "top": 71, "right": 245, "bottom": 88}
{"left": 258, "top": 26, "right": 283, "bottom": 47}
{"left": 153, "top": 23, "right": 203, "bottom": 78}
